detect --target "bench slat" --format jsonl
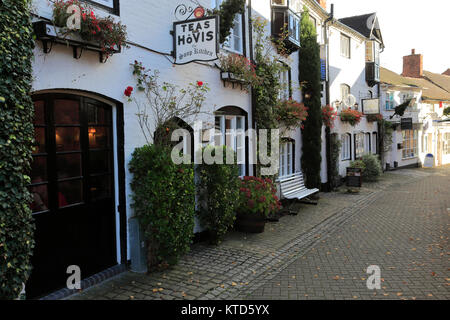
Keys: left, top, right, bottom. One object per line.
{"left": 279, "top": 172, "right": 318, "bottom": 201}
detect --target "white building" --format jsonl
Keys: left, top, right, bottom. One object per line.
{"left": 28, "top": 0, "right": 333, "bottom": 298}
{"left": 326, "top": 12, "right": 384, "bottom": 178}
{"left": 380, "top": 50, "right": 450, "bottom": 169}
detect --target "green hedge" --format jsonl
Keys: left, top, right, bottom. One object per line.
{"left": 196, "top": 146, "right": 240, "bottom": 244}
{"left": 350, "top": 154, "right": 382, "bottom": 181}
{"left": 0, "top": 0, "right": 35, "bottom": 299}
{"left": 129, "top": 145, "right": 195, "bottom": 268}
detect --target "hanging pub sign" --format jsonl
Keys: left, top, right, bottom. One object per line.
{"left": 401, "top": 117, "right": 413, "bottom": 130}
{"left": 361, "top": 98, "right": 380, "bottom": 115}
{"left": 172, "top": 16, "right": 219, "bottom": 65}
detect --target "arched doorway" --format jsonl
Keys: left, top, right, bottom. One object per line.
{"left": 28, "top": 92, "right": 118, "bottom": 298}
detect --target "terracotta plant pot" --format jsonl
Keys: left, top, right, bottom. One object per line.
{"left": 235, "top": 212, "right": 266, "bottom": 233}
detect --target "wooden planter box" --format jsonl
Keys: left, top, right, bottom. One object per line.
{"left": 220, "top": 71, "right": 247, "bottom": 90}
{"left": 235, "top": 212, "right": 266, "bottom": 233}
{"left": 33, "top": 20, "right": 121, "bottom": 63}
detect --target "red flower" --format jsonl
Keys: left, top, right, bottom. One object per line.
{"left": 197, "top": 81, "right": 203, "bottom": 87}
{"left": 124, "top": 86, "right": 133, "bottom": 97}
{"left": 258, "top": 196, "right": 266, "bottom": 203}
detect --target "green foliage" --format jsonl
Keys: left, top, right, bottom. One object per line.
{"left": 0, "top": 0, "right": 35, "bottom": 300}
{"left": 299, "top": 7, "right": 322, "bottom": 189}
{"left": 238, "top": 176, "right": 281, "bottom": 217}
{"left": 208, "top": 0, "right": 245, "bottom": 44}
{"left": 350, "top": 154, "right": 382, "bottom": 181}
{"left": 196, "top": 146, "right": 240, "bottom": 244}
{"left": 129, "top": 145, "right": 195, "bottom": 268}
{"left": 443, "top": 106, "right": 450, "bottom": 117}
{"left": 329, "top": 133, "right": 342, "bottom": 189}
{"left": 380, "top": 119, "right": 394, "bottom": 153}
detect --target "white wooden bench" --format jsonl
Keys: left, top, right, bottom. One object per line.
{"left": 279, "top": 172, "right": 319, "bottom": 213}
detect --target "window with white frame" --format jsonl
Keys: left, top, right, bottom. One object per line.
{"left": 214, "top": 0, "right": 243, "bottom": 54}
{"left": 214, "top": 113, "right": 246, "bottom": 176}
{"left": 364, "top": 133, "right": 371, "bottom": 154}
{"left": 278, "top": 66, "right": 290, "bottom": 101}
{"left": 386, "top": 92, "right": 395, "bottom": 110}
{"left": 279, "top": 140, "right": 294, "bottom": 177}
{"left": 86, "top": 0, "right": 119, "bottom": 14}
{"left": 340, "top": 84, "right": 350, "bottom": 106}
{"left": 372, "top": 132, "right": 377, "bottom": 154}
{"left": 402, "top": 129, "right": 418, "bottom": 159}
{"left": 444, "top": 133, "right": 450, "bottom": 155}
{"left": 340, "top": 33, "right": 350, "bottom": 58}
{"left": 354, "top": 133, "right": 365, "bottom": 159}
{"left": 341, "top": 133, "right": 351, "bottom": 160}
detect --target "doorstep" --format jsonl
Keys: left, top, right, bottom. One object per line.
{"left": 39, "top": 264, "right": 127, "bottom": 300}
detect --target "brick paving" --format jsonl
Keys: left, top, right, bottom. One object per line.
{"left": 68, "top": 167, "right": 450, "bottom": 300}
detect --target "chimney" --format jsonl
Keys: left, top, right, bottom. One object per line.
{"left": 316, "top": 0, "right": 327, "bottom": 10}
{"left": 401, "top": 49, "right": 423, "bottom": 78}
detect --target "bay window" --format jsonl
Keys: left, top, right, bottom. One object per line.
{"left": 271, "top": 0, "right": 301, "bottom": 53}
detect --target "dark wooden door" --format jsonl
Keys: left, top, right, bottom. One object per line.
{"left": 27, "top": 94, "right": 117, "bottom": 298}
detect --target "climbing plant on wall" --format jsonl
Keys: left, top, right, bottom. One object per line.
{"left": 299, "top": 6, "right": 322, "bottom": 189}
{"left": 0, "top": 0, "right": 35, "bottom": 299}
{"left": 208, "top": 0, "right": 245, "bottom": 44}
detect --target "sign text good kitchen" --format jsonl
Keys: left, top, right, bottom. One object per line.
{"left": 173, "top": 16, "right": 219, "bottom": 65}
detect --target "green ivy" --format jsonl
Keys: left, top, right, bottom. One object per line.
{"left": 299, "top": 7, "right": 322, "bottom": 189}
{"left": 443, "top": 106, "right": 450, "bottom": 117}
{"left": 129, "top": 145, "right": 195, "bottom": 269}
{"left": 329, "top": 133, "right": 342, "bottom": 190}
{"left": 196, "top": 146, "right": 240, "bottom": 244}
{"left": 208, "top": 0, "right": 245, "bottom": 44}
{"left": 0, "top": 0, "right": 35, "bottom": 300}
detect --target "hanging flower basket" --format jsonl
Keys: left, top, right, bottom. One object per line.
{"left": 322, "top": 104, "right": 338, "bottom": 128}
{"left": 339, "top": 108, "right": 363, "bottom": 126}
{"left": 275, "top": 99, "right": 308, "bottom": 130}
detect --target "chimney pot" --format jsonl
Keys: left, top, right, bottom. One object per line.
{"left": 412, "top": 49, "right": 415, "bottom": 54}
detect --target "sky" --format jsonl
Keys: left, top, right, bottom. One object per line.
{"left": 325, "top": 0, "right": 449, "bottom": 75}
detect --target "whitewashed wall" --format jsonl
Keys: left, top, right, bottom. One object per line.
{"left": 327, "top": 24, "right": 379, "bottom": 177}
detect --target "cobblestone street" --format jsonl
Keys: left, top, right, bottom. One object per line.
{"left": 68, "top": 167, "right": 450, "bottom": 300}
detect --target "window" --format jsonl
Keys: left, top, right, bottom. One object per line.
{"left": 214, "top": 0, "right": 243, "bottom": 54}
{"left": 372, "top": 132, "right": 377, "bottom": 154}
{"left": 271, "top": 1, "right": 301, "bottom": 49}
{"left": 402, "top": 129, "right": 418, "bottom": 159}
{"left": 364, "top": 133, "right": 371, "bottom": 154}
{"left": 214, "top": 112, "right": 246, "bottom": 176}
{"left": 86, "top": 0, "right": 119, "bottom": 15}
{"left": 340, "top": 33, "right": 350, "bottom": 58}
{"left": 386, "top": 92, "right": 395, "bottom": 110}
{"left": 354, "top": 133, "right": 365, "bottom": 159}
{"left": 278, "top": 66, "right": 290, "bottom": 100}
{"left": 444, "top": 133, "right": 450, "bottom": 155}
{"left": 340, "top": 84, "right": 351, "bottom": 107}
{"left": 341, "top": 133, "right": 351, "bottom": 160}
{"left": 423, "top": 133, "right": 432, "bottom": 153}
{"left": 279, "top": 140, "right": 295, "bottom": 177}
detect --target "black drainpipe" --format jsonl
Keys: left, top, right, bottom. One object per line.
{"left": 324, "top": 4, "right": 334, "bottom": 191}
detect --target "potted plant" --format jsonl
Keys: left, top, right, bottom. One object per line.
{"left": 339, "top": 108, "right": 363, "bottom": 126}
{"left": 366, "top": 114, "right": 383, "bottom": 123}
{"left": 235, "top": 176, "right": 281, "bottom": 233}
{"left": 218, "top": 53, "right": 260, "bottom": 87}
